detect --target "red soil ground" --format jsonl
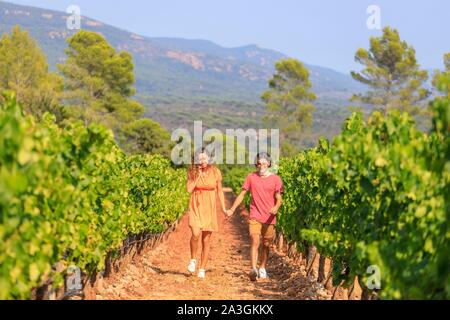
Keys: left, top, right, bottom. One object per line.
{"left": 93, "top": 191, "right": 334, "bottom": 300}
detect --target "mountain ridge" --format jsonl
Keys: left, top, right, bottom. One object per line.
{"left": 0, "top": 0, "right": 365, "bottom": 103}
{"left": 0, "top": 0, "right": 367, "bottom": 146}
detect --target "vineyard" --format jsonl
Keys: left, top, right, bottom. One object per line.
{"left": 222, "top": 76, "right": 450, "bottom": 299}
{"left": 1, "top": 73, "right": 449, "bottom": 299}
{"left": 276, "top": 77, "right": 450, "bottom": 299}
{"left": 0, "top": 1, "right": 448, "bottom": 303}
{"left": 0, "top": 92, "right": 189, "bottom": 299}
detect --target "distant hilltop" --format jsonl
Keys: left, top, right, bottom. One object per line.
{"left": 0, "top": 0, "right": 365, "bottom": 103}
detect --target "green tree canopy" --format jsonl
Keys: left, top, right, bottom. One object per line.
{"left": 432, "top": 53, "right": 450, "bottom": 96}
{"left": 119, "top": 118, "right": 173, "bottom": 157}
{"left": 58, "top": 30, "right": 143, "bottom": 130}
{"left": 261, "top": 58, "right": 316, "bottom": 156}
{"left": 0, "top": 26, "right": 63, "bottom": 119}
{"left": 351, "top": 27, "right": 430, "bottom": 115}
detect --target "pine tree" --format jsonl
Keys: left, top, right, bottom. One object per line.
{"left": 0, "top": 26, "right": 63, "bottom": 119}
{"left": 432, "top": 53, "right": 450, "bottom": 96}
{"left": 261, "top": 58, "right": 316, "bottom": 156}
{"left": 351, "top": 27, "right": 430, "bottom": 115}
{"left": 58, "top": 30, "right": 143, "bottom": 130}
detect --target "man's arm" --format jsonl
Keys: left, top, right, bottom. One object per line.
{"left": 227, "top": 189, "right": 248, "bottom": 217}
{"left": 269, "top": 192, "right": 282, "bottom": 215}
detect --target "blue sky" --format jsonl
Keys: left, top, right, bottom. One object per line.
{"left": 6, "top": 0, "right": 450, "bottom": 73}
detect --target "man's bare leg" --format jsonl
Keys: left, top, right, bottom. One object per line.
{"left": 259, "top": 238, "right": 272, "bottom": 270}
{"left": 249, "top": 234, "right": 260, "bottom": 281}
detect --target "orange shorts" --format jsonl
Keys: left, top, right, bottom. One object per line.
{"left": 248, "top": 219, "right": 276, "bottom": 239}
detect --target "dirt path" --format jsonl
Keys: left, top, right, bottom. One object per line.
{"left": 95, "top": 191, "right": 332, "bottom": 300}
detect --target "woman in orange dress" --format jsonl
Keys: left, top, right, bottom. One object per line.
{"left": 186, "top": 148, "right": 227, "bottom": 278}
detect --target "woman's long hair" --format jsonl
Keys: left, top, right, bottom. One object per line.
{"left": 188, "top": 147, "right": 215, "bottom": 180}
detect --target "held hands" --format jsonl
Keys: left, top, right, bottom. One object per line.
{"left": 225, "top": 209, "right": 234, "bottom": 220}
{"left": 221, "top": 207, "right": 229, "bottom": 218}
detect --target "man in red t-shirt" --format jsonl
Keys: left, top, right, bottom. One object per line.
{"left": 227, "top": 152, "right": 283, "bottom": 281}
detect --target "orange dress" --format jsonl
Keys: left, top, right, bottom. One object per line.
{"left": 187, "top": 167, "right": 221, "bottom": 232}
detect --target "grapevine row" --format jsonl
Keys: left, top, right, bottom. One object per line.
{"left": 277, "top": 81, "right": 449, "bottom": 299}
{"left": 0, "top": 92, "right": 189, "bottom": 299}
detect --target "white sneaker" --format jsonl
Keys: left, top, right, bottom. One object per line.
{"left": 187, "top": 259, "right": 196, "bottom": 273}
{"left": 258, "top": 268, "right": 268, "bottom": 279}
{"left": 198, "top": 269, "right": 206, "bottom": 278}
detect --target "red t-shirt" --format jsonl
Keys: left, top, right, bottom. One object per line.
{"left": 242, "top": 172, "right": 283, "bottom": 225}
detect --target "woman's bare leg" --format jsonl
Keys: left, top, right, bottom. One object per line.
{"left": 190, "top": 227, "right": 201, "bottom": 259}
{"left": 199, "top": 231, "right": 212, "bottom": 269}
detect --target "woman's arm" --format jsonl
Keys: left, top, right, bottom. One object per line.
{"left": 215, "top": 168, "right": 226, "bottom": 213}
{"left": 217, "top": 177, "right": 226, "bottom": 214}
{"left": 186, "top": 171, "right": 202, "bottom": 193}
